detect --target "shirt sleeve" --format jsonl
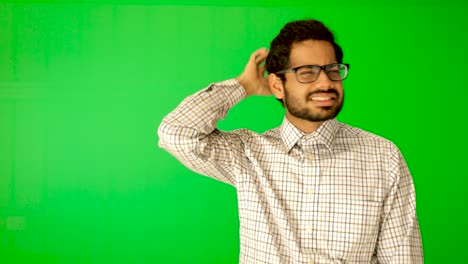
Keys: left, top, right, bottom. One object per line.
{"left": 157, "top": 79, "right": 247, "bottom": 186}
{"left": 375, "top": 144, "right": 424, "bottom": 263}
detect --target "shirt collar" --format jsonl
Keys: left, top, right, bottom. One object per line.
{"left": 280, "top": 117, "right": 340, "bottom": 153}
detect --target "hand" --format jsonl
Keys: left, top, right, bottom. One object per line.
{"left": 236, "top": 48, "right": 271, "bottom": 97}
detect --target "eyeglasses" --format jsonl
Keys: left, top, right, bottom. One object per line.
{"left": 275, "top": 63, "right": 350, "bottom": 83}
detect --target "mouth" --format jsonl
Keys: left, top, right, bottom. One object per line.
{"left": 308, "top": 93, "right": 337, "bottom": 106}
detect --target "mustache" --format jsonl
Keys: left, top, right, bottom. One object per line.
{"left": 306, "top": 89, "right": 339, "bottom": 98}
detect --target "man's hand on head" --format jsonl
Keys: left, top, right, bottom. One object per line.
{"left": 236, "top": 48, "right": 272, "bottom": 97}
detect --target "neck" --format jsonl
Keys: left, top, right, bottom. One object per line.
{"left": 285, "top": 112, "right": 324, "bottom": 133}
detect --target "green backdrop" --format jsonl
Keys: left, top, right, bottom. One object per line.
{"left": 1, "top": 0, "right": 467, "bottom": 263}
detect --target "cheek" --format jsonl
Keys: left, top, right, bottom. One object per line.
{"left": 288, "top": 91, "right": 310, "bottom": 104}
{"left": 333, "top": 83, "right": 344, "bottom": 94}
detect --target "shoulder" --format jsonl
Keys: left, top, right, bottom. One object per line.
{"left": 336, "top": 122, "right": 400, "bottom": 154}
{"left": 336, "top": 123, "right": 409, "bottom": 182}
{"left": 230, "top": 126, "right": 282, "bottom": 144}
{"left": 224, "top": 127, "right": 284, "bottom": 155}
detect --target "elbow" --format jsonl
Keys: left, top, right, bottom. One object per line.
{"left": 157, "top": 120, "right": 170, "bottom": 149}
{"left": 157, "top": 120, "right": 198, "bottom": 153}
{"left": 157, "top": 119, "right": 178, "bottom": 150}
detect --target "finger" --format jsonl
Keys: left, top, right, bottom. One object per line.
{"left": 251, "top": 48, "right": 268, "bottom": 64}
{"left": 254, "top": 49, "right": 269, "bottom": 64}
{"left": 249, "top": 49, "right": 262, "bottom": 63}
{"left": 258, "top": 64, "right": 267, "bottom": 77}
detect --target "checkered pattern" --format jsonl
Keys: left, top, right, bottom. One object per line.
{"left": 158, "top": 79, "right": 423, "bottom": 264}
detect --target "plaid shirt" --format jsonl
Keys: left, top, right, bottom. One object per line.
{"left": 158, "top": 79, "right": 423, "bottom": 264}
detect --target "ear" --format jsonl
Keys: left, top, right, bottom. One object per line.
{"left": 268, "top": 73, "right": 285, "bottom": 100}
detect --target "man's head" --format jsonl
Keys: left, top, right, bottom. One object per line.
{"left": 265, "top": 19, "right": 348, "bottom": 131}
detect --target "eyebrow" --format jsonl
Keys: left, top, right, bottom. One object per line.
{"left": 290, "top": 62, "right": 339, "bottom": 68}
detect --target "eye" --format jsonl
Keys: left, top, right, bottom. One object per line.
{"left": 326, "top": 65, "right": 341, "bottom": 72}
{"left": 297, "top": 66, "right": 318, "bottom": 75}
{"left": 298, "top": 70, "right": 315, "bottom": 76}
{"left": 327, "top": 69, "right": 341, "bottom": 75}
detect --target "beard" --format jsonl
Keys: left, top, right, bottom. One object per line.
{"left": 283, "top": 86, "right": 344, "bottom": 122}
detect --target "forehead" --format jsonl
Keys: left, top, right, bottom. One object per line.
{"left": 289, "top": 39, "right": 337, "bottom": 67}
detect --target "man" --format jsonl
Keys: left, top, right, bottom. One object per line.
{"left": 158, "top": 19, "right": 423, "bottom": 264}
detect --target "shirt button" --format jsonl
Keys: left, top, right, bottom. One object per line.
{"left": 306, "top": 226, "right": 313, "bottom": 233}
{"left": 307, "top": 154, "right": 314, "bottom": 160}
{"left": 307, "top": 188, "right": 314, "bottom": 194}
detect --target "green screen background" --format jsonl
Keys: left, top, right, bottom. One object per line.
{"left": 1, "top": 0, "right": 467, "bottom": 263}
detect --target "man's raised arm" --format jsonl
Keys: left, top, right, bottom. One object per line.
{"left": 157, "top": 48, "right": 270, "bottom": 186}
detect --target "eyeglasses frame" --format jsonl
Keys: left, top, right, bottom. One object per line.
{"left": 275, "top": 63, "right": 350, "bottom": 83}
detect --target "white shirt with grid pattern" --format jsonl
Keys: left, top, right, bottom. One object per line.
{"left": 158, "top": 79, "right": 423, "bottom": 264}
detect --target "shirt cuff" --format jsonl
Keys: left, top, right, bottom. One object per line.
{"left": 216, "top": 78, "right": 247, "bottom": 109}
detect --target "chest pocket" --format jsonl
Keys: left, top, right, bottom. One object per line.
{"left": 316, "top": 198, "right": 382, "bottom": 261}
